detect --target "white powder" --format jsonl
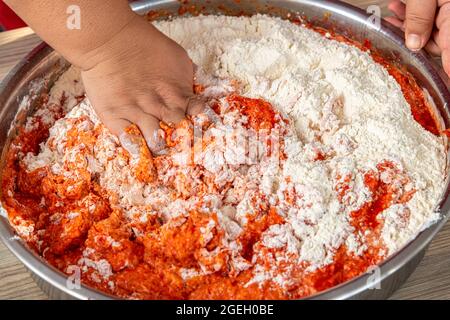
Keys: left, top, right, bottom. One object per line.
{"left": 18, "top": 15, "right": 447, "bottom": 290}
{"left": 78, "top": 248, "right": 113, "bottom": 281}
{"left": 155, "top": 14, "right": 446, "bottom": 268}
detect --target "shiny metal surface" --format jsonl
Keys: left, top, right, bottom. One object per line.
{"left": 1, "top": 0, "right": 449, "bottom": 300}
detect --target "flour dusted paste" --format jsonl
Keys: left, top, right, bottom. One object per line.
{"left": 9, "top": 14, "right": 447, "bottom": 297}
{"left": 156, "top": 14, "right": 446, "bottom": 256}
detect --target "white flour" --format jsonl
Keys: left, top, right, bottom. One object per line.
{"left": 19, "top": 15, "right": 446, "bottom": 289}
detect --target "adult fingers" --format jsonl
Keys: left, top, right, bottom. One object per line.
{"left": 385, "top": 16, "right": 405, "bottom": 30}
{"left": 433, "top": 18, "right": 450, "bottom": 75}
{"left": 388, "top": 0, "right": 407, "bottom": 20}
{"left": 436, "top": 0, "right": 450, "bottom": 29}
{"left": 423, "top": 29, "right": 443, "bottom": 56}
{"left": 436, "top": 1, "right": 450, "bottom": 52}
{"left": 439, "top": 20, "right": 450, "bottom": 75}
{"left": 405, "top": 0, "right": 438, "bottom": 51}
{"left": 443, "top": 50, "right": 450, "bottom": 76}
{"left": 425, "top": 37, "right": 442, "bottom": 56}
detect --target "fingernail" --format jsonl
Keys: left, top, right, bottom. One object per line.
{"left": 203, "top": 105, "right": 220, "bottom": 124}
{"left": 148, "top": 129, "right": 166, "bottom": 155}
{"left": 119, "top": 132, "right": 140, "bottom": 158}
{"left": 406, "top": 34, "right": 422, "bottom": 51}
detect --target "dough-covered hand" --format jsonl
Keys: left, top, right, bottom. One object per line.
{"left": 79, "top": 16, "right": 203, "bottom": 152}
{"left": 386, "top": 0, "right": 450, "bottom": 76}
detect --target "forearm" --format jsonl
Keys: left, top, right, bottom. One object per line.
{"left": 4, "top": 0, "right": 137, "bottom": 68}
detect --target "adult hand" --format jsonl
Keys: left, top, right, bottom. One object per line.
{"left": 386, "top": 0, "right": 450, "bottom": 76}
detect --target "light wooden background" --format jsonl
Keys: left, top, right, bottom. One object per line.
{"left": 1, "top": 0, "right": 449, "bottom": 300}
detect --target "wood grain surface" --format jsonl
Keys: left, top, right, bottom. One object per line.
{"left": 0, "top": 0, "right": 449, "bottom": 300}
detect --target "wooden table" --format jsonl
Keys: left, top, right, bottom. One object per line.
{"left": 1, "top": 1, "right": 449, "bottom": 300}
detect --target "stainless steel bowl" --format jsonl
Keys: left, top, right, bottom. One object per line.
{"left": 1, "top": 0, "right": 449, "bottom": 300}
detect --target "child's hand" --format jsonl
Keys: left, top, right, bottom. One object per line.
{"left": 386, "top": 0, "right": 450, "bottom": 76}
{"left": 4, "top": 0, "right": 203, "bottom": 153}
{"left": 79, "top": 16, "right": 203, "bottom": 153}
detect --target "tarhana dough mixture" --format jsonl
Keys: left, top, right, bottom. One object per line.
{"left": 1, "top": 15, "right": 447, "bottom": 299}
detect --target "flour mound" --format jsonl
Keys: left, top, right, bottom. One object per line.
{"left": 21, "top": 15, "right": 446, "bottom": 289}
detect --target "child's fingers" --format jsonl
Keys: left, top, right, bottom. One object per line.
{"left": 151, "top": 90, "right": 190, "bottom": 125}
{"left": 136, "top": 113, "right": 166, "bottom": 153}
{"left": 99, "top": 113, "right": 134, "bottom": 149}
{"left": 95, "top": 103, "right": 137, "bottom": 137}
{"left": 159, "top": 104, "right": 186, "bottom": 125}
{"left": 95, "top": 102, "right": 165, "bottom": 154}
{"left": 186, "top": 96, "right": 206, "bottom": 116}
{"left": 105, "top": 118, "right": 133, "bottom": 138}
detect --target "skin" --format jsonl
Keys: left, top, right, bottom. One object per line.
{"left": 4, "top": 0, "right": 203, "bottom": 152}
{"left": 5, "top": 0, "right": 449, "bottom": 152}
{"left": 386, "top": 0, "right": 450, "bottom": 76}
